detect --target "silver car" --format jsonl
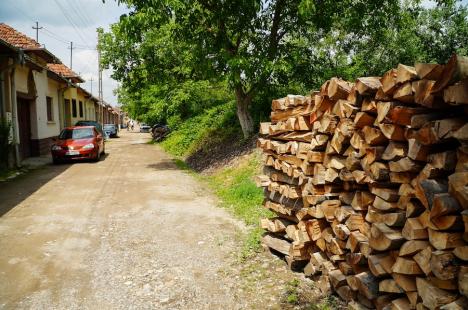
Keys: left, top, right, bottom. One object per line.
{"left": 103, "top": 124, "right": 118, "bottom": 138}
{"left": 139, "top": 123, "right": 151, "bottom": 133}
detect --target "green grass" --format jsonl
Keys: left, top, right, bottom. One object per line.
{"left": 203, "top": 152, "right": 273, "bottom": 257}
{"left": 161, "top": 101, "right": 240, "bottom": 157}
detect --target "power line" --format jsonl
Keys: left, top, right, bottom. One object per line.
{"left": 41, "top": 28, "right": 69, "bottom": 44}
{"left": 52, "top": 0, "right": 94, "bottom": 50}
{"left": 65, "top": 0, "right": 94, "bottom": 27}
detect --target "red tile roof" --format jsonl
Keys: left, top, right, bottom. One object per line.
{"left": 0, "top": 23, "right": 40, "bottom": 49}
{"left": 46, "top": 63, "right": 80, "bottom": 78}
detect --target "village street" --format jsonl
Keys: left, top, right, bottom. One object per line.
{"left": 0, "top": 131, "right": 250, "bottom": 309}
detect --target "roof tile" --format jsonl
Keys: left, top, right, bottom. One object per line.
{"left": 47, "top": 63, "right": 80, "bottom": 78}
{"left": 0, "top": 23, "right": 41, "bottom": 49}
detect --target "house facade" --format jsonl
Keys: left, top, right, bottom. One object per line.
{"left": 0, "top": 23, "right": 120, "bottom": 167}
{"left": 0, "top": 23, "right": 72, "bottom": 164}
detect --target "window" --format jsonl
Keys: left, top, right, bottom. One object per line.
{"left": 79, "top": 101, "right": 84, "bottom": 117}
{"left": 46, "top": 96, "right": 53, "bottom": 121}
{"left": 72, "top": 99, "right": 77, "bottom": 117}
{"left": 59, "top": 128, "right": 95, "bottom": 140}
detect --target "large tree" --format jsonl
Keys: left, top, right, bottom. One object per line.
{"left": 100, "top": 0, "right": 467, "bottom": 137}
{"left": 100, "top": 0, "right": 404, "bottom": 137}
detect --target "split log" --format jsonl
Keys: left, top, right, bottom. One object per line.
{"left": 430, "top": 250, "right": 460, "bottom": 280}
{"left": 415, "top": 63, "right": 444, "bottom": 80}
{"left": 414, "top": 246, "right": 433, "bottom": 276}
{"left": 454, "top": 246, "right": 468, "bottom": 261}
{"left": 369, "top": 223, "right": 405, "bottom": 251}
{"left": 328, "top": 78, "right": 352, "bottom": 100}
{"left": 430, "top": 193, "right": 462, "bottom": 219}
{"left": 399, "top": 240, "right": 430, "bottom": 256}
{"left": 416, "top": 277, "right": 458, "bottom": 310}
{"left": 262, "top": 234, "right": 291, "bottom": 255}
{"left": 459, "top": 266, "right": 468, "bottom": 297}
{"left": 362, "top": 126, "right": 388, "bottom": 146}
{"left": 381, "top": 68, "right": 398, "bottom": 94}
{"left": 355, "top": 271, "right": 379, "bottom": 300}
{"left": 393, "top": 273, "right": 417, "bottom": 292}
{"left": 379, "top": 279, "right": 404, "bottom": 293}
{"left": 356, "top": 77, "right": 382, "bottom": 95}
{"left": 392, "top": 257, "right": 424, "bottom": 275}
{"left": 394, "top": 82, "right": 414, "bottom": 103}
{"left": 429, "top": 229, "right": 464, "bottom": 250}
{"left": 448, "top": 172, "right": 468, "bottom": 208}
{"left": 368, "top": 253, "right": 395, "bottom": 277}
{"left": 402, "top": 218, "right": 428, "bottom": 240}
{"left": 431, "top": 54, "right": 468, "bottom": 93}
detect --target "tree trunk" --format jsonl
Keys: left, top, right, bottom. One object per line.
{"left": 235, "top": 86, "right": 254, "bottom": 138}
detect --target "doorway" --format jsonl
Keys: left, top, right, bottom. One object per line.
{"left": 17, "top": 98, "right": 32, "bottom": 160}
{"left": 64, "top": 99, "right": 71, "bottom": 127}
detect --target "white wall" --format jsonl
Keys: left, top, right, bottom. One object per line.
{"left": 32, "top": 70, "right": 62, "bottom": 139}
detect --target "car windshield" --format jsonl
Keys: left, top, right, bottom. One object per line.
{"left": 60, "top": 128, "right": 94, "bottom": 140}
{"left": 104, "top": 125, "right": 115, "bottom": 129}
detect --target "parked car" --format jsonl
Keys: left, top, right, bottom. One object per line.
{"left": 103, "top": 124, "right": 118, "bottom": 138}
{"left": 139, "top": 123, "right": 151, "bottom": 133}
{"left": 51, "top": 126, "right": 105, "bottom": 164}
{"left": 75, "top": 120, "right": 103, "bottom": 135}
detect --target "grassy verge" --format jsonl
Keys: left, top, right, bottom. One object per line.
{"left": 202, "top": 151, "right": 272, "bottom": 258}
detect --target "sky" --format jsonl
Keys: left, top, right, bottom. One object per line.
{"left": 0, "top": 0, "right": 130, "bottom": 106}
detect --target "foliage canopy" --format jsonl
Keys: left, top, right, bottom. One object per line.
{"left": 99, "top": 0, "right": 467, "bottom": 136}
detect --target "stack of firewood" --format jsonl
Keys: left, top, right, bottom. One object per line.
{"left": 257, "top": 54, "right": 468, "bottom": 309}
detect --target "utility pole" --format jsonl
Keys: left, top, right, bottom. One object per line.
{"left": 98, "top": 42, "right": 103, "bottom": 126}
{"left": 89, "top": 77, "right": 94, "bottom": 94}
{"left": 32, "top": 21, "right": 42, "bottom": 42}
{"left": 68, "top": 42, "right": 74, "bottom": 69}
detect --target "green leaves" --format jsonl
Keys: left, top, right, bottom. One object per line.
{"left": 99, "top": 0, "right": 467, "bottom": 135}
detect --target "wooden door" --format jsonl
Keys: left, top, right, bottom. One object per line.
{"left": 64, "top": 99, "right": 71, "bottom": 127}
{"left": 17, "top": 98, "right": 31, "bottom": 160}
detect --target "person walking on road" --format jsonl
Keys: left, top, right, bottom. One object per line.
{"left": 130, "top": 120, "right": 134, "bottom": 131}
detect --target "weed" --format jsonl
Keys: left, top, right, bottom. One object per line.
{"left": 309, "top": 296, "right": 341, "bottom": 310}
{"left": 285, "top": 279, "right": 300, "bottom": 305}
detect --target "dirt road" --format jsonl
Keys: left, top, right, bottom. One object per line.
{"left": 0, "top": 131, "right": 253, "bottom": 309}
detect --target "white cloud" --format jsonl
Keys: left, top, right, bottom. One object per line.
{"left": 1, "top": 0, "right": 130, "bottom": 105}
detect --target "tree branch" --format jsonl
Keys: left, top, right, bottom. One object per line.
{"left": 268, "top": 0, "right": 286, "bottom": 60}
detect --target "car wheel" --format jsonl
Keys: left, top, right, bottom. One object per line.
{"left": 101, "top": 144, "right": 106, "bottom": 155}
{"left": 52, "top": 157, "right": 61, "bottom": 165}
{"left": 93, "top": 150, "right": 101, "bottom": 162}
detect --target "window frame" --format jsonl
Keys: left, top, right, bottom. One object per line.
{"left": 46, "top": 96, "right": 54, "bottom": 122}
{"left": 72, "top": 99, "right": 77, "bottom": 118}
{"left": 79, "top": 101, "right": 84, "bottom": 118}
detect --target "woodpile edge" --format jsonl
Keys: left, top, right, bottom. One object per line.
{"left": 256, "top": 54, "right": 468, "bottom": 310}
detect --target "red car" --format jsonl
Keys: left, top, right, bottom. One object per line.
{"left": 51, "top": 126, "right": 105, "bottom": 164}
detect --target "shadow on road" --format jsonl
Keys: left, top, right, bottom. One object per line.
{"left": 146, "top": 160, "right": 179, "bottom": 171}
{"left": 0, "top": 163, "right": 71, "bottom": 217}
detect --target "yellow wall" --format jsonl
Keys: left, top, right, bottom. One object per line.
{"left": 14, "top": 65, "right": 29, "bottom": 94}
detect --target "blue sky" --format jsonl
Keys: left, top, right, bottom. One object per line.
{"left": 0, "top": 0, "right": 129, "bottom": 105}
